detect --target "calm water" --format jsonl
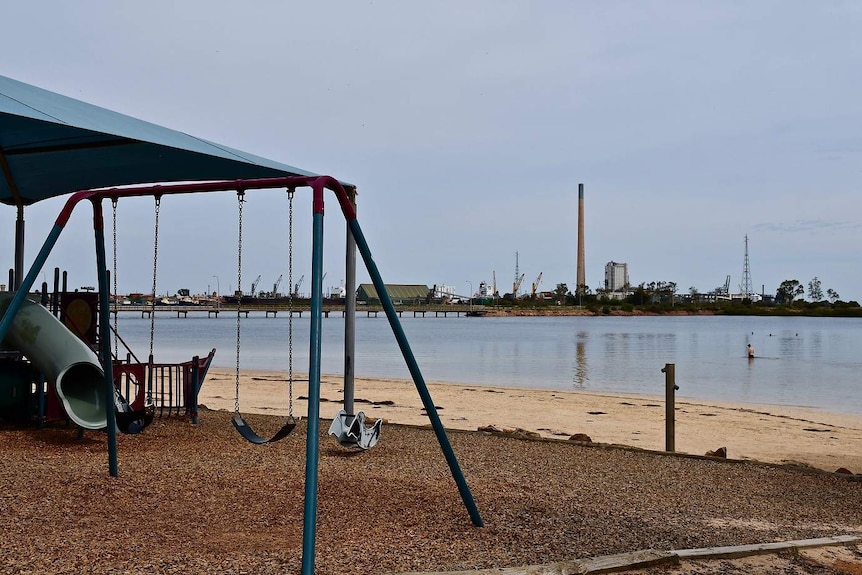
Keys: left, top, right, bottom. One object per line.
{"left": 113, "top": 314, "right": 862, "bottom": 415}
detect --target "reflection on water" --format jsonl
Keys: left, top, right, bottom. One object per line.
{"left": 113, "top": 314, "right": 862, "bottom": 414}
{"left": 572, "top": 331, "right": 587, "bottom": 389}
{"left": 743, "top": 356, "right": 755, "bottom": 388}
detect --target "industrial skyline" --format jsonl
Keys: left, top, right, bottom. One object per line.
{"left": 12, "top": 229, "right": 831, "bottom": 304}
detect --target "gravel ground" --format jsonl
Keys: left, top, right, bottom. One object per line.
{"left": 0, "top": 409, "right": 860, "bottom": 574}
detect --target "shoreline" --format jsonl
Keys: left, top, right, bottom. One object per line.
{"left": 201, "top": 367, "right": 862, "bottom": 474}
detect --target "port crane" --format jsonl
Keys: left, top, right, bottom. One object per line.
{"left": 250, "top": 274, "right": 261, "bottom": 297}
{"left": 512, "top": 273, "right": 525, "bottom": 296}
{"left": 512, "top": 251, "right": 521, "bottom": 297}
{"left": 272, "top": 274, "right": 283, "bottom": 297}
{"left": 293, "top": 274, "right": 305, "bottom": 298}
{"left": 709, "top": 274, "right": 732, "bottom": 301}
{"left": 531, "top": 272, "right": 543, "bottom": 297}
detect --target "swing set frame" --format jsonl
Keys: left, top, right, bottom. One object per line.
{"left": 0, "top": 174, "right": 483, "bottom": 575}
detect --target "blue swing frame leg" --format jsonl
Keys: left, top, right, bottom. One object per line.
{"left": 300, "top": 182, "right": 484, "bottom": 575}
{"left": 348, "top": 217, "right": 484, "bottom": 528}
{"left": 0, "top": 225, "right": 64, "bottom": 341}
{"left": 301, "top": 199, "right": 326, "bottom": 575}
{"left": 92, "top": 199, "right": 119, "bottom": 477}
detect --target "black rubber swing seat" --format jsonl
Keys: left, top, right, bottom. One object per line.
{"left": 232, "top": 415, "right": 297, "bottom": 444}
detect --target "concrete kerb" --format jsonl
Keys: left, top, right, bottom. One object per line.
{"left": 401, "top": 535, "right": 860, "bottom": 575}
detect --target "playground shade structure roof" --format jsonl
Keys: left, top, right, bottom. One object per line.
{"left": 0, "top": 74, "right": 324, "bottom": 206}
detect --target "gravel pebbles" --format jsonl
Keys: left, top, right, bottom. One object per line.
{"left": 0, "top": 410, "right": 859, "bottom": 574}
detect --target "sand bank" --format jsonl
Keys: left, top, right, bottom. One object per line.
{"left": 201, "top": 367, "right": 862, "bottom": 474}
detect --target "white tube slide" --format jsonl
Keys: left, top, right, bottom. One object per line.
{"left": 0, "top": 293, "right": 106, "bottom": 429}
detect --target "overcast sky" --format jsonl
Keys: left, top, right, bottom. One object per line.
{"left": 3, "top": 2, "right": 861, "bottom": 301}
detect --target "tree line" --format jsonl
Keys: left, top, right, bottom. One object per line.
{"left": 482, "top": 278, "right": 859, "bottom": 316}
{"left": 774, "top": 277, "right": 845, "bottom": 306}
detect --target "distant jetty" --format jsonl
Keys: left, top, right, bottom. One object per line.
{"left": 112, "top": 302, "right": 484, "bottom": 319}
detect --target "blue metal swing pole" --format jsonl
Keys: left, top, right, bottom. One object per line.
{"left": 300, "top": 185, "right": 326, "bottom": 575}
{"left": 346, "top": 217, "right": 484, "bottom": 528}
{"left": 0, "top": 192, "right": 89, "bottom": 343}
{"left": 343, "top": 187, "right": 357, "bottom": 416}
{"left": 0, "top": 224, "right": 65, "bottom": 343}
{"left": 92, "top": 199, "right": 119, "bottom": 477}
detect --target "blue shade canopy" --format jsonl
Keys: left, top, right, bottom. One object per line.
{"left": 0, "top": 75, "right": 332, "bottom": 206}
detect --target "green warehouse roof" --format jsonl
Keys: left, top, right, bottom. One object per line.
{"left": 357, "top": 284, "right": 431, "bottom": 301}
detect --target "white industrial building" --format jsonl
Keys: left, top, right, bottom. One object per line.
{"left": 604, "top": 261, "right": 629, "bottom": 295}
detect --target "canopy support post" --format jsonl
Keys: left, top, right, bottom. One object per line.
{"left": 14, "top": 207, "right": 24, "bottom": 290}
{"left": 0, "top": 146, "right": 26, "bottom": 290}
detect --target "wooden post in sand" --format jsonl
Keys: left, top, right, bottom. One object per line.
{"left": 662, "top": 363, "right": 676, "bottom": 452}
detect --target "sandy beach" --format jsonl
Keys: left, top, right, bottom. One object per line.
{"left": 203, "top": 367, "right": 862, "bottom": 474}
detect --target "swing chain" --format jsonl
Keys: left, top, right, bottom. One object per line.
{"left": 111, "top": 198, "right": 119, "bottom": 359}
{"left": 149, "top": 196, "right": 161, "bottom": 359}
{"left": 145, "top": 195, "right": 162, "bottom": 405}
{"left": 234, "top": 191, "right": 245, "bottom": 415}
{"left": 287, "top": 188, "right": 294, "bottom": 418}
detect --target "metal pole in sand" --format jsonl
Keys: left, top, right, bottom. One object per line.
{"left": 662, "top": 363, "right": 676, "bottom": 452}
{"left": 343, "top": 187, "right": 357, "bottom": 416}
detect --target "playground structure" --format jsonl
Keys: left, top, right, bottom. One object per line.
{"left": 0, "top": 74, "right": 482, "bottom": 574}
{"left": 0, "top": 281, "right": 213, "bottom": 431}
{"left": 0, "top": 175, "right": 483, "bottom": 575}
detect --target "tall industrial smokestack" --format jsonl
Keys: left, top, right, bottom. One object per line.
{"left": 576, "top": 183, "right": 585, "bottom": 295}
